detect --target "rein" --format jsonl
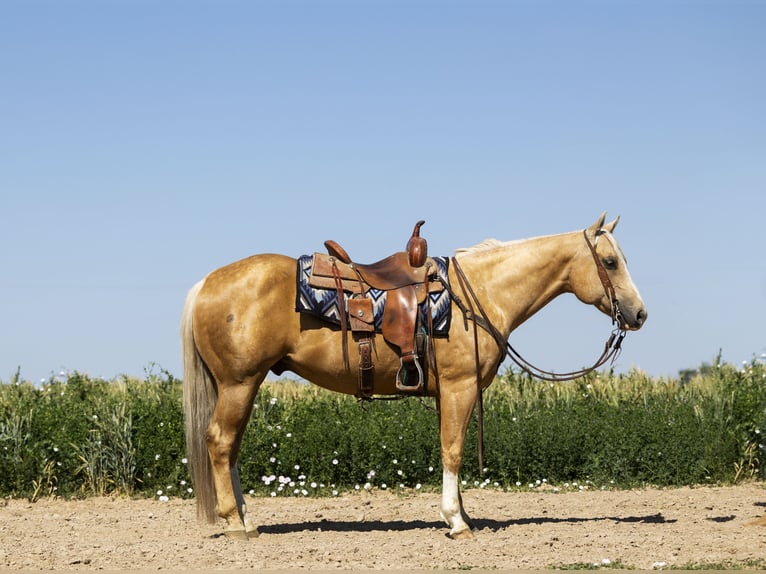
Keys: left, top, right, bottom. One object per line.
{"left": 443, "top": 228, "right": 629, "bottom": 473}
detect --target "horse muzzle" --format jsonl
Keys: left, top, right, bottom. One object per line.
{"left": 619, "top": 305, "right": 647, "bottom": 331}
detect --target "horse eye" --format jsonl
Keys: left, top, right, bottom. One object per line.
{"left": 603, "top": 257, "right": 618, "bottom": 270}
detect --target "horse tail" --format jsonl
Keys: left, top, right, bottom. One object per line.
{"left": 181, "top": 278, "right": 218, "bottom": 523}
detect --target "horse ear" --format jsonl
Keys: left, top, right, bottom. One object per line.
{"left": 603, "top": 215, "right": 620, "bottom": 233}
{"left": 588, "top": 211, "right": 608, "bottom": 233}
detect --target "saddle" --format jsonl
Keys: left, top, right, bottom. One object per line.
{"left": 308, "top": 220, "right": 443, "bottom": 399}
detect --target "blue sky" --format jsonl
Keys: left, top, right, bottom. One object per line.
{"left": 2, "top": 0, "right": 764, "bottom": 384}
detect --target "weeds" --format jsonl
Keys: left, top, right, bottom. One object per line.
{"left": 0, "top": 356, "right": 764, "bottom": 499}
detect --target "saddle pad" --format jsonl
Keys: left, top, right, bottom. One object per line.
{"left": 295, "top": 254, "right": 452, "bottom": 337}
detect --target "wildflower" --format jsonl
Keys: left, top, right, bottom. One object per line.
{"left": 187, "top": 488, "right": 193, "bottom": 494}
{"left": 415, "top": 484, "right": 422, "bottom": 490}
{"left": 249, "top": 489, "right": 254, "bottom": 495}
{"left": 181, "top": 458, "right": 188, "bottom": 464}
{"left": 156, "top": 490, "right": 163, "bottom": 496}
{"left": 269, "top": 397, "right": 277, "bottom": 405}
{"left": 332, "top": 458, "right": 338, "bottom": 465}
{"left": 155, "top": 454, "right": 160, "bottom": 460}
{"left": 180, "top": 480, "right": 186, "bottom": 486}
{"left": 159, "top": 495, "right": 169, "bottom": 502}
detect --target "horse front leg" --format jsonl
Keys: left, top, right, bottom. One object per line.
{"left": 438, "top": 381, "right": 478, "bottom": 539}
{"left": 206, "top": 380, "right": 261, "bottom": 539}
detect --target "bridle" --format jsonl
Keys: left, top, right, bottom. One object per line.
{"left": 447, "top": 227, "right": 628, "bottom": 384}
{"left": 444, "top": 227, "right": 629, "bottom": 472}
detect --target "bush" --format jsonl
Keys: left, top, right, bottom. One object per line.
{"left": 0, "top": 357, "right": 764, "bottom": 500}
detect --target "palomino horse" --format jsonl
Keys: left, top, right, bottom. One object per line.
{"left": 181, "top": 212, "right": 647, "bottom": 539}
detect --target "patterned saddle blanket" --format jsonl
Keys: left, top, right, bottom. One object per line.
{"left": 295, "top": 254, "right": 452, "bottom": 336}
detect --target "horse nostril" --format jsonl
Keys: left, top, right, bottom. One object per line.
{"left": 637, "top": 309, "right": 647, "bottom": 324}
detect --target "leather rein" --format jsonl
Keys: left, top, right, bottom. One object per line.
{"left": 442, "top": 228, "right": 628, "bottom": 473}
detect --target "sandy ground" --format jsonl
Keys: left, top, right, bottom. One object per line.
{"left": 2, "top": 484, "right": 766, "bottom": 571}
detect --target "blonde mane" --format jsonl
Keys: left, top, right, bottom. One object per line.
{"left": 455, "top": 238, "right": 506, "bottom": 254}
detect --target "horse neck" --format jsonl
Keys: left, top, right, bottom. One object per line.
{"left": 454, "top": 231, "right": 580, "bottom": 334}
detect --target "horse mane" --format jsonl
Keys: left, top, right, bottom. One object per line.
{"left": 455, "top": 238, "right": 513, "bottom": 254}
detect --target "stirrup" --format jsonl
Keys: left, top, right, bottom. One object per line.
{"left": 395, "top": 355, "right": 423, "bottom": 392}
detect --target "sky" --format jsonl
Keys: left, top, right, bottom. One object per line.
{"left": 1, "top": 0, "right": 764, "bottom": 385}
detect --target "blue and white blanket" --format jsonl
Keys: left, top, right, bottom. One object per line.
{"left": 295, "top": 254, "right": 452, "bottom": 337}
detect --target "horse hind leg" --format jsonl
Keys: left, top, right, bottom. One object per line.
{"left": 206, "top": 376, "right": 262, "bottom": 539}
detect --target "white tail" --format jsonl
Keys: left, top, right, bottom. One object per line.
{"left": 181, "top": 279, "right": 218, "bottom": 523}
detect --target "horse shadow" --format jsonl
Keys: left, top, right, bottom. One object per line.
{"left": 257, "top": 512, "right": 676, "bottom": 535}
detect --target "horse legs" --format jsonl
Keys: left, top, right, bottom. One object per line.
{"left": 438, "top": 382, "right": 478, "bottom": 539}
{"left": 206, "top": 378, "right": 261, "bottom": 539}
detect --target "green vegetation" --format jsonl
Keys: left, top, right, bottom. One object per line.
{"left": 1, "top": 357, "right": 764, "bottom": 500}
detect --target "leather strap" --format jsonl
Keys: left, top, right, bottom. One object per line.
{"left": 330, "top": 259, "right": 350, "bottom": 371}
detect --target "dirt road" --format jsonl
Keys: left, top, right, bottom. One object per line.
{"left": 2, "top": 484, "right": 766, "bottom": 570}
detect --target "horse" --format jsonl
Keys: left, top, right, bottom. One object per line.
{"left": 181, "top": 212, "right": 647, "bottom": 540}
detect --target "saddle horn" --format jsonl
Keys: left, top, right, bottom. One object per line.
{"left": 406, "top": 220, "right": 427, "bottom": 267}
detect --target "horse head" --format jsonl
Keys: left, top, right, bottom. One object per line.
{"left": 571, "top": 212, "right": 647, "bottom": 331}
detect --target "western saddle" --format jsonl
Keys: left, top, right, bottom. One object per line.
{"left": 308, "top": 220, "right": 444, "bottom": 399}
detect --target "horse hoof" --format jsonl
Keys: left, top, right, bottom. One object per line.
{"left": 224, "top": 529, "right": 249, "bottom": 541}
{"left": 449, "top": 528, "right": 475, "bottom": 540}
{"left": 246, "top": 527, "right": 260, "bottom": 539}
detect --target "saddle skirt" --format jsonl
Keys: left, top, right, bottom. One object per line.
{"left": 295, "top": 254, "right": 452, "bottom": 336}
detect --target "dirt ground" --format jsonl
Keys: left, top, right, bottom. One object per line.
{"left": 2, "top": 484, "right": 766, "bottom": 571}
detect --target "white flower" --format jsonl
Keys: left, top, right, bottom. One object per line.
{"left": 158, "top": 495, "right": 169, "bottom": 502}
{"left": 181, "top": 458, "right": 188, "bottom": 464}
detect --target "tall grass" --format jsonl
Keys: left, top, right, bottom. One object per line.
{"left": 0, "top": 357, "right": 764, "bottom": 500}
